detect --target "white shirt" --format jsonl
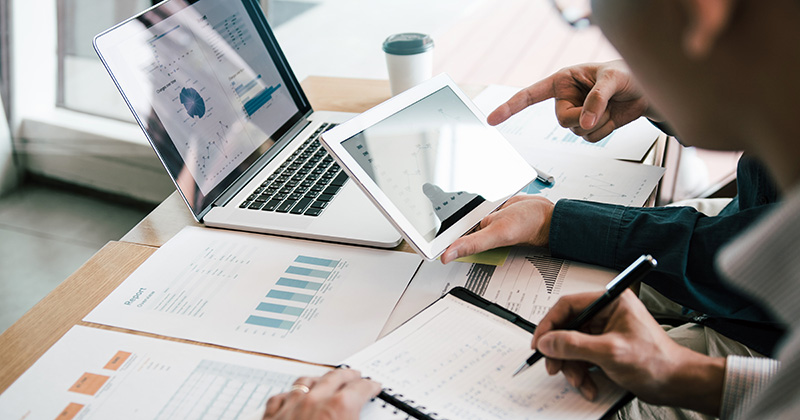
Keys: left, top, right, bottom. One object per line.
{"left": 717, "top": 185, "right": 800, "bottom": 419}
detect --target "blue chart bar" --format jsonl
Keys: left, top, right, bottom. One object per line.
{"left": 277, "top": 277, "right": 322, "bottom": 291}
{"left": 267, "top": 290, "right": 313, "bottom": 303}
{"left": 286, "top": 266, "right": 330, "bottom": 279}
{"left": 245, "top": 315, "right": 294, "bottom": 330}
{"left": 595, "top": 136, "right": 611, "bottom": 147}
{"left": 234, "top": 74, "right": 262, "bottom": 95}
{"left": 561, "top": 133, "right": 579, "bottom": 144}
{"left": 244, "top": 84, "right": 281, "bottom": 116}
{"left": 256, "top": 302, "right": 305, "bottom": 316}
{"left": 294, "top": 256, "right": 338, "bottom": 268}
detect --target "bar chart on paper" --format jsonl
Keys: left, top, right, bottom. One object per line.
{"left": 244, "top": 256, "right": 341, "bottom": 335}
{"left": 386, "top": 247, "right": 618, "bottom": 334}
{"left": 525, "top": 255, "right": 565, "bottom": 295}
{"left": 85, "top": 227, "right": 420, "bottom": 363}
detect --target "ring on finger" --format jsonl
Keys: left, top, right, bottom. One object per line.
{"left": 289, "top": 384, "right": 310, "bottom": 394}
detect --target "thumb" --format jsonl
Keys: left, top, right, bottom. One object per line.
{"left": 537, "top": 330, "right": 615, "bottom": 367}
{"left": 580, "top": 74, "right": 622, "bottom": 130}
{"left": 441, "top": 223, "right": 507, "bottom": 264}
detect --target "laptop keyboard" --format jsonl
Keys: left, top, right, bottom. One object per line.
{"left": 239, "top": 123, "right": 347, "bottom": 217}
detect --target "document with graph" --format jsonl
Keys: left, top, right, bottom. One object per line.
{"left": 518, "top": 149, "right": 665, "bottom": 207}
{"left": 381, "top": 247, "right": 616, "bottom": 336}
{"left": 472, "top": 85, "right": 661, "bottom": 162}
{"left": 346, "top": 288, "right": 627, "bottom": 420}
{"left": 0, "top": 326, "right": 330, "bottom": 420}
{"left": 85, "top": 226, "right": 421, "bottom": 364}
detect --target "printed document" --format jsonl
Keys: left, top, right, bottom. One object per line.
{"left": 349, "top": 295, "right": 626, "bottom": 420}
{"left": 0, "top": 326, "right": 328, "bottom": 420}
{"left": 520, "top": 149, "right": 665, "bottom": 207}
{"left": 381, "top": 247, "right": 617, "bottom": 336}
{"left": 85, "top": 226, "right": 421, "bottom": 364}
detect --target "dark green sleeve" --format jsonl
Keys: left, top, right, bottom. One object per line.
{"left": 549, "top": 198, "right": 777, "bottom": 323}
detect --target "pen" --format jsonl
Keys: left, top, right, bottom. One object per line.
{"left": 512, "top": 254, "right": 657, "bottom": 377}
{"left": 533, "top": 166, "right": 555, "bottom": 185}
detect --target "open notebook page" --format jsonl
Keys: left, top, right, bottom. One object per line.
{"left": 346, "top": 294, "right": 626, "bottom": 420}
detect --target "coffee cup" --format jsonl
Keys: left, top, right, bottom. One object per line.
{"left": 383, "top": 33, "right": 434, "bottom": 96}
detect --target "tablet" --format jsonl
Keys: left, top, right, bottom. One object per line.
{"left": 321, "top": 74, "right": 536, "bottom": 260}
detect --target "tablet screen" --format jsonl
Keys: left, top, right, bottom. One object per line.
{"left": 340, "top": 86, "right": 520, "bottom": 241}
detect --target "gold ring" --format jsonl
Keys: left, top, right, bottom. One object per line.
{"left": 290, "top": 384, "right": 310, "bottom": 394}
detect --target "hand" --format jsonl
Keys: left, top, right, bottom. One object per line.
{"left": 488, "top": 60, "right": 659, "bottom": 142}
{"left": 263, "top": 369, "right": 381, "bottom": 420}
{"left": 532, "top": 290, "right": 725, "bottom": 416}
{"left": 441, "top": 195, "right": 554, "bottom": 264}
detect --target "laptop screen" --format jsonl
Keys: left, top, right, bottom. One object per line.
{"left": 95, "top": 0, "right": 310, "bottom": 218}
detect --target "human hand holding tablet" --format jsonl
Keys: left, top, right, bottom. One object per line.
{"left": 321, "top": 74, "right": 536, "bottom": 260}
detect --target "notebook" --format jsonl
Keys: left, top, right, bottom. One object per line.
{"left": 93, "top": 0, "right": 402, "bottom": 248}
{"left": 347, "top": 287, "right": 630, "bottom": 420}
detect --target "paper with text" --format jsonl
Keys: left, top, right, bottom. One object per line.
{"left": 518, "top": 149, "right": 665, "bottom": 207}
{"left": 85, "top": 226, "right": 421, "bottom": 364}
{"left": 473, "top": 85, "right": 661, "bottom": 162}
{"left": 348, "top": 295, "right": 625, "bottom": 420}
{"left": 382, "top": 247, "right": 616, "bottom": 337}
{"left": 0, "top": 326, "right": 329, "bottom": 420}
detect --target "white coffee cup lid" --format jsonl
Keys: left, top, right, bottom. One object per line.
{"left": 382, "top": 33, "right": 434, "bottom": 55}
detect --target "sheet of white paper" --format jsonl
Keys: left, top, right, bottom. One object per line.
{"left": 0, "top": 326, "right": 329, "bottom": 420}
{"left": 85, "top": 226, "right": 421, "bottom": 364}
{"left": 473, "top": 85, "right": 661, "bottom": 161}
{"left": 381, "top": 247, "right": 617, "bottom": 337}
{"left": 519, "top": 149, "right": 665, "bottom": 207}
{"left": 349, "top": 296, "right": 626, "bottom": 420}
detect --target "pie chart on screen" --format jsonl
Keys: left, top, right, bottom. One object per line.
{"left": 180, "top": 87, "right": 206, "bottom": 119}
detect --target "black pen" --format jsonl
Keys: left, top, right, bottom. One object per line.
{"left": 512, "top": 254, "right": 657, "bottom": 377}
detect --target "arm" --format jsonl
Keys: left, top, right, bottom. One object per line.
{"left": 549, "top": 198, "right": 778, "bottom": 322}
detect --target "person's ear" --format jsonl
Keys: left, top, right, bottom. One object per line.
{"left": 680, "top": 0, "right": 736, "bottom": 59}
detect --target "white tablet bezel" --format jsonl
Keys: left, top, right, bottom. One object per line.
{"left": 321, "top": 74, "right": 537, "bottom": 260}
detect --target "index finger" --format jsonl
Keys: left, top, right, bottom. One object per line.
{"left": 487, "top": 76, "right": 557, "bottom": 125}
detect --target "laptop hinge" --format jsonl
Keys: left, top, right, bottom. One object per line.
{"left": 210, "top": 111, "right": 315, "bottom": 209}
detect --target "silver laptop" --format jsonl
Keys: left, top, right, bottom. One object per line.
{"left": 94, "top": 0, "right": 401, "bottom": 248}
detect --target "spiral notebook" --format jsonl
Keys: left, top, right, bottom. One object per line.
{"left": 347, "top": 287, "right": 630, "bottom": 420}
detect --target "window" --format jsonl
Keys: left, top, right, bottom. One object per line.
{"left": 57, "top": 0, "right": 152, "bottom": 121}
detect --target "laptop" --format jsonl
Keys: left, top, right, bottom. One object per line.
{"left": 93, "top": 0, "right": 402, "bottom": 248}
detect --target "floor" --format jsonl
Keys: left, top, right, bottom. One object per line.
{"left": 0, "top": 0, "right": 619, "bottom": 333}
{"left": 0, "top": 181, "right": 153, "bottom": 332}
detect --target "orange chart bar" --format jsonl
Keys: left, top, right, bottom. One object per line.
{"left": 68, "top": 373, "right": 109, "bottom": 396}
{"left": 103, "top": 351, "right": 132, "bottom": 371}
{"left": 56, "top": 403, "right": 84, "bottom": 420}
